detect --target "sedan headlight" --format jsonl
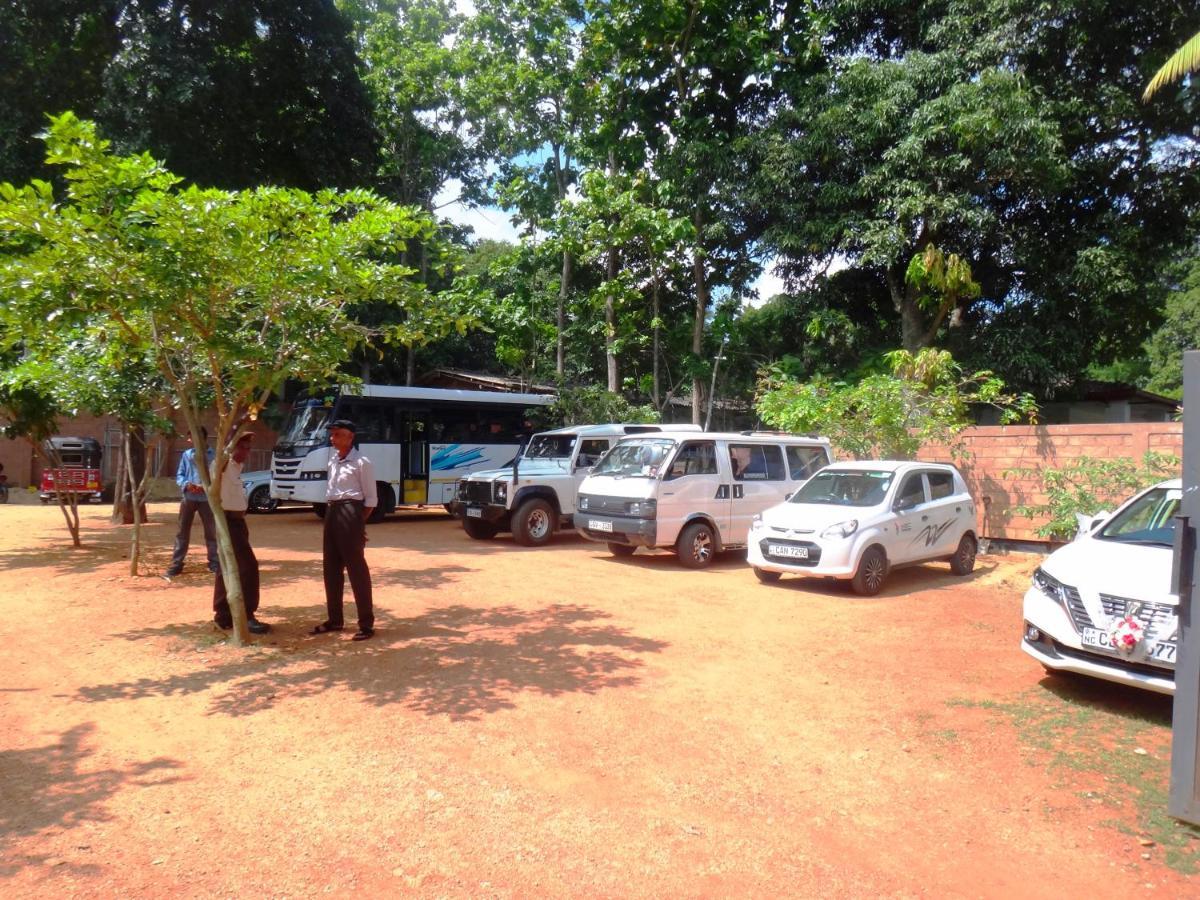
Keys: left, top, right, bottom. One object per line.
{"left": 626, "top": 498, "right": 657, "bottom": 518}
{"left": 821, "top": 519, "right": 858, "bottom": 540}
{"left": 494, "top": 481, "right": 508, "bottom": 502}
{"left": 1031, "top": 566, "right": 1067, "bottom": 607}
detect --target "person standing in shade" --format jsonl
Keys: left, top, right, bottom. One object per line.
{"left": 310, "top": 419, "right": 376, "bottom": 641}
{"left": 164, "top": 427, "right": 219, "bottom": 580}
{"left": 212, "top": 433, "right": 270, "bottom": 634}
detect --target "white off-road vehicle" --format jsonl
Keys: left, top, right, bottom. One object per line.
{"left": 449, "top": 423, "right": 698, "bottom": 546}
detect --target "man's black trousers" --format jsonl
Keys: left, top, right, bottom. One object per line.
{"left": 322, "top": 500, "right": 373, "bottom": 630}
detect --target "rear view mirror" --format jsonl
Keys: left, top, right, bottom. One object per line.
{"left": 894, "top": 497, "right": 917, "bottom": 513}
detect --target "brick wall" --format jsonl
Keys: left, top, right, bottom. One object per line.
{"left": 918, "top": 423, "right": 1183, "bottom": 544}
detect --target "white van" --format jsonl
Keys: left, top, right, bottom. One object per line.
{"left": 576, "top": 431, "right": 833, "bottom": 567}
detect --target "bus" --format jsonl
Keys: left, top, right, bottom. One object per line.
{"left": 270, "top": 385, "right": 554, "bottom": 520}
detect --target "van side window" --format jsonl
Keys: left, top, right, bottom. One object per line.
{"left": 665, "top": 441, "right": 718, "bottom": 480}
{"left": 786, "top": 446, "right": 827, "bottom": 481}
{"left": 927, "top": 471, "right": 954, "bottom": 500}
{"left": 576, "top": 439, "right": 609, "bottom": 468}
{"left": 895, "top": 473, "right": 926, "bottom": 508}
{"left": 729, "top": 444, "right": 786, "bottom": 481}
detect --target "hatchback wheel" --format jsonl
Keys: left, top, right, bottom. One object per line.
{"left": 851, "top": 545, "right": 888, "bottom": 595}
{"left": 949, "top": 534, "right": 977, "bottom": 575}
{"left": 753, "top": 567, "right": 781, "bottom": 584}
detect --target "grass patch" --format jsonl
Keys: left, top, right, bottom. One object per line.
{"left": 949, "top": 681, "right": 1200, "bottom": 874}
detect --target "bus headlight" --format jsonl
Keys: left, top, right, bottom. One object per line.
{"left": 299, "top": 470, "right": 327, "bottom": 481}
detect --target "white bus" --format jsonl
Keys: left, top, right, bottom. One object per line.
{"left": 270, "top": 385, "right": 554, "bottom": 520}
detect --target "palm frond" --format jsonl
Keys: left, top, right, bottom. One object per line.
{"left": 1144, "top": 29, "right": 1200, "bottom": 102}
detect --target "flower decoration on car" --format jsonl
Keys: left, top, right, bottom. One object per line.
{"left": 1108, "top": 615, "right": 1145, "bottom": 655}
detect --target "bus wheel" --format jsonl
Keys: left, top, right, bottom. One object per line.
{"left": 677, "top": 521, "right": 716, "bottom": 569}
{"left": 312, "top": 503, "right": 327, "bottom": 519}
{"left": 463, "top": 517, "right": 499, "bottom": 540}
{"left": 513, "top": 498, "right": 555, "bottom": 546}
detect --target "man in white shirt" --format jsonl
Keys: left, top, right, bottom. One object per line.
{"left": 213, "top": 433, "right": 270, "bottom": 634}
{"left": 310, "top": 419, "right": 377, "bottom": 640}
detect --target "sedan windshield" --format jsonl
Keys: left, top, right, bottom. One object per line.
{"left": 790, "top": 470, "right": 894, "bottom": 507}
{"left": 523, "top": 434, "right": 576, "bottom": 460}
{"left": 1097, "top": 487, "right": 1180, "bottom": 547}
{"left": 593, "top": 439, "right": 673, "bottom": 478}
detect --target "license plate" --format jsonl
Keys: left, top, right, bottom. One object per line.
{"left": 466, "top": 507, "right": 482, "bottom": 518}
{"left": 589, "top": 519, "right": 613, "bottom": 533}
{"left": 768, "top": 543, "right": 808, "bottom": 559}
{"left": 1081, "top": 626, "right": 1176, "bottom": 662}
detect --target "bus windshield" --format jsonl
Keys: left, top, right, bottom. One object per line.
{"left": 524, "top": 434, "right": 576, "bottom": 460}
{"left": 280, "top": 400, "right": 333, "bottom": 446}
{"left": 592, "top": 439, "right": 673, "bottom": 478}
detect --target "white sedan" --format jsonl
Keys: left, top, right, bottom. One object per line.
{"left": 747, "top": 460, "right": 979, "bottom": 595}
{"left": 240, "top": 470, "right": 280, "bottom": 513}
{"left": 1021, "top": 479, "right": 1179, "bottom": 695}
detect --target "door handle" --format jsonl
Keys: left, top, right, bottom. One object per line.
{"left": 921, "top": 515, "right": 929, "bottom": 521}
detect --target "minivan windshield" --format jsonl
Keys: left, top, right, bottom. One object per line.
{"left": 592, "top": 439, "right": 673, "bottom": 478}
{"left": 1097, "top": 486, "right": 1180, "bottom": 547}
{"left": 790, "top": 469, "right": 894, "bottom": 507}
{"left": 523, "top": 434, "right": 576, "bottom": 460}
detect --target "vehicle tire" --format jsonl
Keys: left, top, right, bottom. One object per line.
{"left": 463, "top": 517, "right": 499, "bottom": 540}
{"left": 608, "top": 542, "right": 636, "bottom": 557}
{"left": 753, "top": 567, "right": 781, "bottom": 583}
{"left": 367, "top": 481, "right": 392, "bottom": 523}
{"left": 248, "top": 484, "right": 278, "bottom": 513}
{"left": 512, "top": 498, "right": 556, "bottom": 546}
{"left": 851, "top": 545, "right": 888, "bottom": 596}
{"left": 949, "top": 534, "right": 977, "bottom": 575}
{"left": 312, "top": 503, "right": 327, "bottom": 519}
{"left": 676, "top": 521, "right": 717, "bottom": 569}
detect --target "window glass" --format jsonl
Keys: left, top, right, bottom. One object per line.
{"left": 664, "top": 441, "right": 718, "bottom": 480}
{"left": 339, "top": 400, "right": 392, "bottom": 443}
{"left": 1098, "top": 487, "right": 1180, "bottom": 547}
{"left": 894, "top": 473, "right": 926, "bottom": 508}
{"left": 927, "top": 471, "right": 954, "bottom": 500}
{"left": 576, "top": 439, "right": 609, "bottom": 468}
{"left": 729, "top": 444, "right": 786, "bottom": 481}
{"left": 786, "top": 446, "right": 828, "bottom": 481}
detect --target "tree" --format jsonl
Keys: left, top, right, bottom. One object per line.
{"left": 1142, "top": 255, "right": 1200, "bottom": 398}
{"left": 755, "top": 348, "right": 1037, "bottom": 460}
{"left": 1143, "top": 29, "right": 1200, "bottom": 101}
{"left": 0, "top": 114, "right": 465, "bottom": 644}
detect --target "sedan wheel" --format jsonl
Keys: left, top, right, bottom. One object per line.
{"left": 248, "top": 484, "right": 278, "bottom": 513}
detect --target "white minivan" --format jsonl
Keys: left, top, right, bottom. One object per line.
{"left": 576, "top": 431, "right": 832, "bottom": 567}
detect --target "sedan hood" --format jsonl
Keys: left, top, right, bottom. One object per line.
{"left": 1043, "top": 537, "right": 1176, "bottom": 605}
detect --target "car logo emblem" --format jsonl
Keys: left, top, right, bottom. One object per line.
{"left": 1125, "top": 600, "right": 1143, "bottom": 620}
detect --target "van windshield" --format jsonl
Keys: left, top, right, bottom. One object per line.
{"left": 524, "top": 434, "right": 576, "bottom": 460}
{"left": 1097, "top": 487, "right": 1180, "bottom": 547}
{"left": 593, "top": 439, "right": 673, "bottom": 478}
{"left": 790, "top": 470, "right": 894, "bottom": 507}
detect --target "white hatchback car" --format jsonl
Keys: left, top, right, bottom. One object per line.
{"left": 747, "top": 460, "right": 979, "bottom": 595}
{"left": 1021, "top": 479, "right": 1180, "bottom": 695}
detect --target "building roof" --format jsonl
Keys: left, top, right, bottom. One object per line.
{"left": 416, "top": 368, "right": 556, "bottom": 395}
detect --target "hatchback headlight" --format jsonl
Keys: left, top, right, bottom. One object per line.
{"left": 750, "top": 514, "right": 763, "bottom": 530}
{"left": 821, "top": 519, "right": 858, "bottom": 540}
{"left": 626, "top": 498, "right": 657, "bottom": 518}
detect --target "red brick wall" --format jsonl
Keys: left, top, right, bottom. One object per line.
{"left": 918, "top": 423, "right": 1183, "bottom": 544}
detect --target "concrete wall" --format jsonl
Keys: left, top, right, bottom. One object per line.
{"left": 918, "top": 423, "right": 1183, "bottom": 544}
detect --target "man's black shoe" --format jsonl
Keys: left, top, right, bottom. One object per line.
{"left": 214, "top": 618, "right": 232, "bottom": 630}
{"left": 247, "top": 618, "right": 271, "bottom": 634}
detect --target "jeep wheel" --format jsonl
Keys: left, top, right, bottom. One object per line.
{"left": 608, "top": 542, "right": 636, "bottom": 557}
{"left": 463, "top": 517, "right": 499, "bottom": 540}
{"left": 513, "top": 498, "right": 555, "bottom": 546}
{"left": 676, "top": 521, "right": 716, "bottom": 569}
{"left": 851, "top": 545, "right": 888, "bottom": 596}
{"left": 753, "top": 567, "right": 781, "bottom": 583}
{"left": 949, "top": 534, "right": 977, "bottom": 575}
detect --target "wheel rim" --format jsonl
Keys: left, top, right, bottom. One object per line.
{"left": 864, "top": 552, "right": 885, "bottom": 591}
{"left": 958, "top": 539, "right": 976, "bottom": 568}
{"left": 528, "top": 508, "right": 550, "bottom": 539}
{"left": 691, "top": 530, "right": 712, "bottom": 563}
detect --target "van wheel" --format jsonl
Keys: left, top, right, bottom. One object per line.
{"left": 677, "top": 522, "right": 716, "bottom": 569}
{"left": 753, "top": 567, "right": 781, "bottom": 583}
{"left": 463, "top": 517, "right": 499, "bottom": 540}
{"left": 608, "top": 542, "right": 636, "bottom": 557}
{"left": 851, "top": 545, "right": 888, "bottom": 595}
{"left": 949, "top": 534, "right": 977, "bottom": 575}
{"left": 513, "top": 498, "right": 555, "bottom": 546}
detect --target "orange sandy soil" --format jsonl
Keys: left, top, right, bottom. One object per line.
{"left": 0, "top": 500, "right": 1193, "bottom": 897}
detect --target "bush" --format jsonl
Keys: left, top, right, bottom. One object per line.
{"left": 1006, "top": 452, "right": 1179, "bottom": 541}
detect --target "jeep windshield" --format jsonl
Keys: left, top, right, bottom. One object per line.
{"left": 1097, "top": 486, "right": 1180, "bottom": 547}
{"left": 592, "top": 439, "right": 673, "bottom": 478}
{"left": 790, "top": 470, "right": 894, "bottom": 507}
{"left": 523, "top": 434, "right": 577, "bottom": 460}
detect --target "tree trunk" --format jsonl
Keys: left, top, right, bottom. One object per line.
{"left": 652, "top": 268, "right": 662, "bottom": 408}
{"left": 557, "top": 250, "right": 572, "bottom": 378}
{"left": 113, "top": 422, "right": 147, "bottom": 525}
{"left": 606, "top": 244, "right": 618, "bottom": 392}
{"left": 887, "top": 265, "right": 926, "bottom": 353}
{"left": 124, "top": 430, "right": 142, "bottom": 575}
{"left": 691, "top": 208, "right": 708, "bottom": 425}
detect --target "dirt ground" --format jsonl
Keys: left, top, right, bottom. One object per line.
{"left": 1, "top": 500, "right": 1196, "bottom": 897}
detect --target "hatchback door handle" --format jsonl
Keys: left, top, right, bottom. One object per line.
{"left": 921, "top": 515, "right": 929, "bottom": 521}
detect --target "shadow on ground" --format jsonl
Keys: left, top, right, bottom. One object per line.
{"left": 76, "top": 603, "right": 669, "bottom": 722}
{"left": 0, "top": 723, "right": 184, "bottom": 877}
